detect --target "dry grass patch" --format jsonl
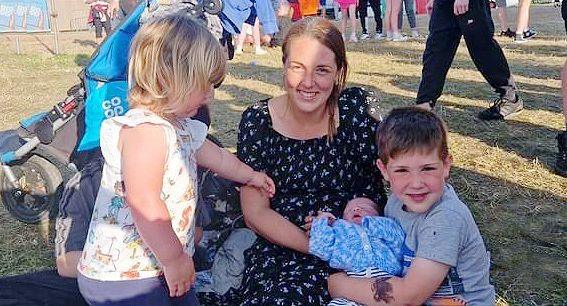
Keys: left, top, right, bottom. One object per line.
{"left": 0, "top": 6, "right": 565, "bottom": 305}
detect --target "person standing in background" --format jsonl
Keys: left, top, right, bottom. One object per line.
{"left": 358, "top": 0, "right": 384, "bottom": 40}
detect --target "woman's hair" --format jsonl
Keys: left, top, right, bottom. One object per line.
{"left": 128, "top": 13, "right": 226, "bottom": 119}
{"left": 282, "top": 17, "right": 348, "bottom": 139}
{"left": 376, "top": 107, "right": 449, "bottom": 165}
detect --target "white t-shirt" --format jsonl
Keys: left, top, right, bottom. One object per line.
{"left": 78, "top": 108, "right": 207, "bottom": 281}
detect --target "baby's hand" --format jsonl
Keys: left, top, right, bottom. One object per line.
{"left": 303, "top": 211, "right": 336, "bottom": 234}
{"left": 247, "top": 171, "right": 276, "bottom": 198}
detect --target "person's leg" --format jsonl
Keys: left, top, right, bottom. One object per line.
{"left": 340, "top": 4, "right": 348, "bottom": 39}
{"left": 358, "top": 0, "right": 369, "bottom": 37}
{"left": 397, "top": 0, "right": 405, "bottom": 31}
{"left": 103, "top": 20, "right": 112, "bottom": 37}
{"left": 562, "top": 0, "right": 567, "bottom": 34}
{"left": 385, "top": 0, "right": 393, "bottom": 38}
{"left": 252, "top": 17, "right": 267, "bottom": 54}
{"left": 93, "top": 17, "right": 103, "bottom": 44}
{"left": 369, "top": 0, "right": 383, "bottom": 37}
{"left": 390, "top": 0, "right": 405, "bottom": 40}
{"left": 0, "top": 270, "right": 87, "bottom": 306}
{"left": 557, "top": 61, "right": 567, "bottom": 177}
{"left": 416, "top": 0, "right": 461, "bottom": 105}
{"left": 459, "top": 0, "right": 521, "bottom": 119}
{"left": 515, "top": 0, "right": 536, "bottom": 41}
{"left": 404, "top": 0, "right": 418, "bottom": 36}
{"left": 348, "top": 4, "right": 358, "bottom": 41}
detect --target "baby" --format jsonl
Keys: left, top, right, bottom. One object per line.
{"left": 307, "top": 198, "right": 405, "bottom": 278}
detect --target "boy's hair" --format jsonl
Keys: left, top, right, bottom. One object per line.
{"left": 376, "top": 107, "right": 449, "bottom": 164}
{"left": 128, "top": 12, "right": 226, "bottom": 118}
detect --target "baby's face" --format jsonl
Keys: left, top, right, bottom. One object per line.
{"left": 343, "top": 198, "right": 379, "bottom": 224}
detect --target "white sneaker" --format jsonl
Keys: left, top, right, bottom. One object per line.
{"left": 349, "top": 34, "right": 358, "bottom": 43}
{"left": 255, "top": 47, "right": 267, "bottom": 55}
{"left": 392, "top": 33, "right": 408, "bottom": 42}
{"left": 386, "top": 31, "right": 393, "bottom": 41}
{"left": 411, "top": 30, "right": 420, "bottom": 38}
{"left": 374, "top": 33, "right": 385, "bottom": 40}
{"left": 360, "top": 33, "right": 370, "bottom": 40}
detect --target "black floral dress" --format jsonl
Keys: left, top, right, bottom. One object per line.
{"left": 204, "top": 87, "right": 386, "bottom": 305}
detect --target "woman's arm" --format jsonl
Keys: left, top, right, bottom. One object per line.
{"left": 240, "top": 186, "right": 309, "bottom": 253}
{"left": 328, "top": 258, "right": 450, "bottom": 305}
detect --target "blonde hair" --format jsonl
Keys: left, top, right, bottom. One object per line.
{"left": 282, "top": 17, "right": 348, "bottom": 139}
{"left": 128, "top": 13, "right": 226, "bottom": 119}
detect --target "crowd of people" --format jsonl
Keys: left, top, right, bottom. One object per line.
{"left": 1, "top": 0, "right": 566, "bottom": 305}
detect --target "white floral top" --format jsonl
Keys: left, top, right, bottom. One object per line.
{"left": 78, "top": 108, "right": 207, "bottom": 281}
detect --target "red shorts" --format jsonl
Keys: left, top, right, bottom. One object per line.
{"left": 290, "top": 2, "right": 302, "bottom": 21}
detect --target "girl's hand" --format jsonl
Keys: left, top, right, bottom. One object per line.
{"left": 163, "top": 253, "right": 196, "bottom": 297}
{"left": 247, "top": 171, "right": 276, "bottom": 198}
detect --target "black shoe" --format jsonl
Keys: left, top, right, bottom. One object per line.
{"left": 500, "top": 28, "right": 514, "bottom": 37}
{"left": 478, "top": 95, "right": 523, "bottom": 120}
{"left": 523, "top": 29, "right": 537, "bottom": 39}
{"left": 556, "top": 131, "right": 567, "bottom": 177}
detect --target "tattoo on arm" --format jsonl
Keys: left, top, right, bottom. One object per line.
{"left": 371, "top": 277, "right": 394, "bottom": 303}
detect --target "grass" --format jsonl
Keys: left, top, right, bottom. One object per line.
{"left": 0, "top": 6, "right": 566, "bottom": 305}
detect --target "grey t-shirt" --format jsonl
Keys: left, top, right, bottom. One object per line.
{"left": 384, "top": 184, "right": 495, "bottom": 306}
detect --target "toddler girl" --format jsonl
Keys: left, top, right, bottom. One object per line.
{"left": 336, "top": 0, "right": 358, "bottom": 42}
{"left": 77, "top": 13, "right": 275, "bottom": 306}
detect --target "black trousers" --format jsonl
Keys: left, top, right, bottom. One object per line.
{"left": 358, "top": 0, "right": 382, "bottom": 34}
{"left": 562, "top": 0, "right": 567, "bottom": 34}
{"left": 0, "top": 270, "right": 87, "bottom": 306}
{"left": 416, "top": 0, "right": 517, "bottom": 104}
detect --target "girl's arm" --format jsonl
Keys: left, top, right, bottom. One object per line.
{"left": 196, "top": 139, "right": 275, "bottom": 196}
{"left": 121, "top": 124, "right": 194, "bottom": 296}
{"left": 328, "top": 258, "right": 450, "bottom": 305}
{"left": 241, "top": 186, "right": 310, "bottom": 253}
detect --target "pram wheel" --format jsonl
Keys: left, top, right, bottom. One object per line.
{"left": 1, "top": 155, "right": 63, "bottom": 224}
{"left": 202, "top": 0, "right": 223, "bottom": 15}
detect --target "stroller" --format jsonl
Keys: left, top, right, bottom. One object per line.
{"left": 0, "top": 0, "right": 226, "bottom": 224}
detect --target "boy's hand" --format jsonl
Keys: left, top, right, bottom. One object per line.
{"left": 247, "top": 171, "right": 276, "bottom": 198}
{"left": 453, "top": 0, "right": 469, "bottom": 15}
{"left": 163, "top": 253, "right": 195, "bottom": 297}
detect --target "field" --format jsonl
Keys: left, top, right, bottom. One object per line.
{"left": 0, "top": 6, "right": 566, "bottom": 305}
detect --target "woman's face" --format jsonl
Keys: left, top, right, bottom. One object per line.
{"left": 284, "top": 36, "right": 338, "bottom": 114}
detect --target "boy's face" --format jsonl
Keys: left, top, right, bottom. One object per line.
{"left": 343, "top": 197, "right": 379, "bottom": 224}
{"left": 376, "top": 149, "right": 452, "bottom": 214}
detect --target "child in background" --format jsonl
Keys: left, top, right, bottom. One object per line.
{"left": 306, "top": 197, "right": 405, "bottom": 306}
{"left": 328, "top": 107, "right": 495, "bottom": 305}
{"left": 77, "top": 13, "right": 275, "bottom": 306}
{"left": 336, "top": 0, "right": 359, "bottom": 42}
{"left": 86, "top": 0, "right": 114, "bottom": 44}
{"left": 358, "top": 0, "right": 384, "bottom": 40}
{"left": 397, "top": 0, "right": 419, "bottom": 38}
{"left": 384, "top": 0, "right": 406, "bottom": 41}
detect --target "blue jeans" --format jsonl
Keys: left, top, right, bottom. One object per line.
{"left": 398, "top": 0, "right": 416, "bottom": 29}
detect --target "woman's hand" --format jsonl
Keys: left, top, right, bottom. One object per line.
{"left": 163, "top": 252, "right": 196, "bottom": 297}
{"left": 246, "top": 171, "right": 276, "bottom": 198}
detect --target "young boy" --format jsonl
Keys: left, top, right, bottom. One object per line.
{"left": 328, "top": 107, "right": 495, "bottom": 305}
